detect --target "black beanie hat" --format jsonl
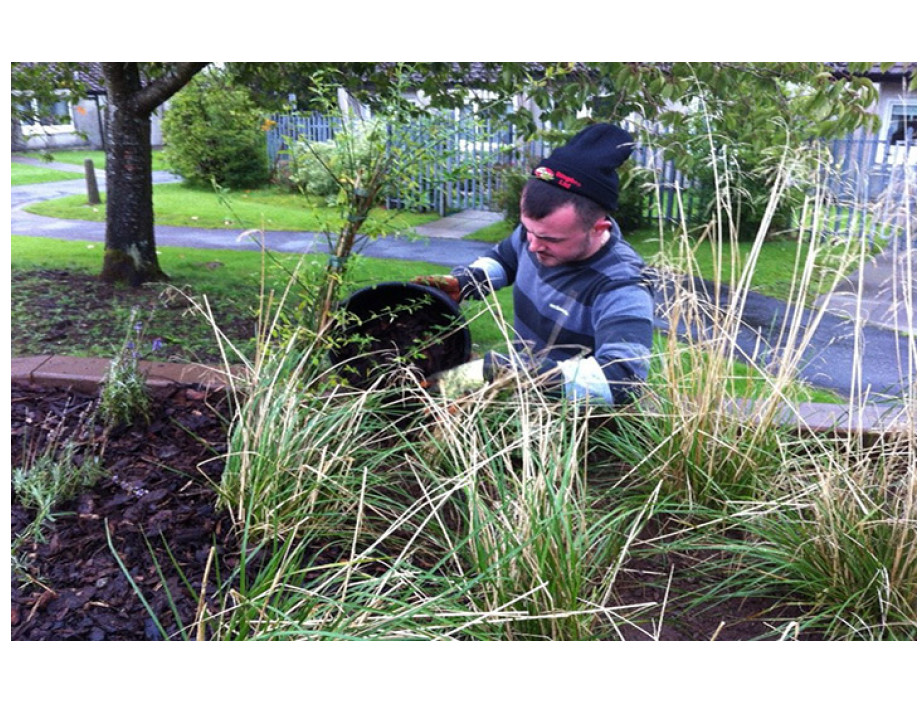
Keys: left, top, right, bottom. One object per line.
{"left": 532, "top": 124, "right": 634, "bottom": 210}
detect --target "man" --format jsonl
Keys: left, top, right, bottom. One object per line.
{"left": 417, "top": 123, "right": 654, "bottom": 405}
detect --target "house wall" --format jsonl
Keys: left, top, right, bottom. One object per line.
{"left": 13, "top": 96, "right": 167, "bottom": 152}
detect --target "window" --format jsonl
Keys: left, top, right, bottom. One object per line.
{"left": 886, "top": 101, "right": 917, "bottom": 144}
{"left": 16, "top": 95, "right": 75, "bottom": 136}
{"left": 880, "top": 99, "right": 917, "bottom": 165}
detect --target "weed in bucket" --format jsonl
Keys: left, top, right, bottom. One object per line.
{"left": 328, "top": 281, "right": 471, "bottom": 389}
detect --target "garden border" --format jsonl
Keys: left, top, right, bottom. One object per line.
{"left": 11, "top": 355, "right": 911, "bottom": 442}
{"left": 11, "top": 355, "right": 238, "bottom": 397}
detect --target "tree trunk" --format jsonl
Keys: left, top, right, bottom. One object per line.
{"left": 100, "top": 64, "right": 165, "bottom": 286}
{"left": 98, "top": 62, "right": 208, "bottom": 286}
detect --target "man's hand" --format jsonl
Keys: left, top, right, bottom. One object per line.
{"left": 411, "top": 275, "right": 461, "bottom": 303}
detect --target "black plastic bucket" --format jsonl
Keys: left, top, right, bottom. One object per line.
{"left": 329, "top": 282, "right": 471, "bottom": 387}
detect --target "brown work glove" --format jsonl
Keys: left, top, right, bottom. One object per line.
{"left": 411, "top": 275, "right": 462, "bottom": 303}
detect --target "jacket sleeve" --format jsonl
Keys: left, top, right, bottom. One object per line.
{"left": 542, "top": 274, "right": 654, "bottom": 406}
{"left": 583, "top": 276, "right": 654, "bottom": 404}
{"left": 450, "top": 227, "right": 521, "bottom": 301}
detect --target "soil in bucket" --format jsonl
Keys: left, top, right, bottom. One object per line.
{"left": 329, "top": 282, "right": 471, "bottom": 388}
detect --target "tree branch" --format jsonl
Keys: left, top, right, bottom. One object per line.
{"left": 133, "top": 62, "right": 210, "bottom": 115}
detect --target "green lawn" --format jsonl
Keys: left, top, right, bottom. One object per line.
{"left": 12, "top": 162, "right": 84, "bottom": 185}
{"left": 11, "top": 235, "right": 841, "bottom": 402}
{"left": 25, "top": 183, "right": 439, "bottom": 234}
{"left": 12, "top": 149, "right": 170, "bottom": 186}
{"left": 628, "top": 232, "right": 869, "bottom": 300}
{"left": 15, "top": 149, "right": 170, "bottom": 171}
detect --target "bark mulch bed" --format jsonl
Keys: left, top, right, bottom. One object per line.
{"left": 11, "top": 382, "right": 235, "bottom": 641}
{"left": 11, "top": 381, "right": 806, "bottom": 641}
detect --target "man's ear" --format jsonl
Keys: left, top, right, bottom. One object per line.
{"left": 593, "top": 218, "right": 612, "bottom": 234}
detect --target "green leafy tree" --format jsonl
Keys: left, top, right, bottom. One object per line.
{"left": 481, "top": 62, "right": 895, "bottom": 138}
{"left": 235, "top": 62, "right": 912, "bottom": 239}
{"left": 162, "top": 69, "right": 270, "bottom": 190}
{"left": 11, "top": 62, "right": 91, "bottom": 151}
{"left": 484, "top": 62, "right": 912, "bottom": 237}
{"left": 226, "top": 62, "right": 506, "bottom": 116}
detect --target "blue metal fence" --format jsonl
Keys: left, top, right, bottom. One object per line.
{"left": 823, "top": 127, "right": 916, "bottom": 248}
{"left": 267, "top": 109, "right": 552, "bottom": 215}
{"left": 267, "top": 111, "right": 340, "bottom": 162}
{"left": 266, "top": 110, "right": 916, "bottom": 245}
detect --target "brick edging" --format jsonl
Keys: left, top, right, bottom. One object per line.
{"left": 10, "top": 356, "right": 913, "bottom": 438}
{"left": 11, "top": 355, "right": 239, "bottom": 396}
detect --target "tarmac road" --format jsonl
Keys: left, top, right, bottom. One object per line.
{"left": 657, "top": 275, "right": 915, "bottom": 404}
{"left": 10, "top": 158, "right": 917, "bottom": 404}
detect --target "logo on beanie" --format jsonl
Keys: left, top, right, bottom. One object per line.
{"left": 533, "top": 166, "right": 582, "bottom": 190}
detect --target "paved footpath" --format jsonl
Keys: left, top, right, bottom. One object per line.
{"left": 10, "top": 157, "right": 917, "bottom": 404}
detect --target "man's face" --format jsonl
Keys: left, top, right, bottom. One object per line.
{"left": 520, "top": 203, "right": 610, "bottom": 267}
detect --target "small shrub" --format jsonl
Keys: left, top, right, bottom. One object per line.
{"left": 98, "top": 312, "right": 156, "bottom": 429}
{"left": 13, "top": 425, "right": 104, "bottom": 546}
{"left": 287, "top": 137, "right": 339, "bottom": 199}
{"left": 494, "top": 164, "right": 529, "bottom": 227}
{"left": 614, "top": 160, "right": 651, "bottom": 233}
{"left": 286, "top": 120, "right": 388, "bottom": 203}
{"left": 162, "top": 70, "right": 271, "bottom": 190}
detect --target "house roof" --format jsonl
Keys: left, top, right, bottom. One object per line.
{"left": 12, "top": 61, "right": 106, "bottom": 94}
{"left": 75, "top": 63, "right": 105, "bottom": 93}
{"left": 828, "top": 62, "right": 917, "bottom": 81}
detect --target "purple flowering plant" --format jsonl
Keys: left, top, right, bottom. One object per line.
{"left": 98, "top": 309, "right": 156, "bottom": 428}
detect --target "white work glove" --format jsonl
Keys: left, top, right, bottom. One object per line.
{"left": 434, "top": 359, "right": 485, "bottom": 397}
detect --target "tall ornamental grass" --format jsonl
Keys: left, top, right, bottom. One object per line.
{"left": 197, "top": 280, "right": 659, "bottom": 640}
{"left": 184, "top": 124, "right": 914, "bottom": 640}
{"left": 601, "top": 126, "right": 915, "bottom": 639}
{"left": 732, "top": 429, "right": 916, "bottom": 640}
{"left": 405, "top": 309, "right": 659, "bottom": 639}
